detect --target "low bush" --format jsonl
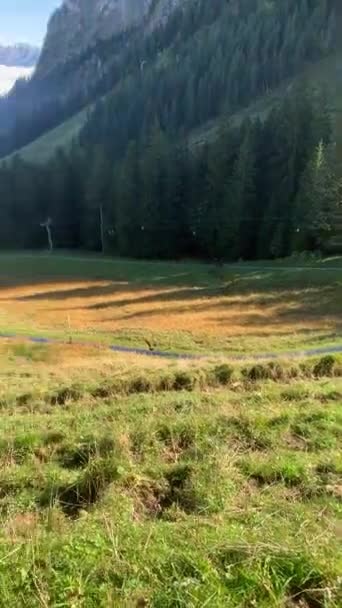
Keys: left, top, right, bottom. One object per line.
{"left": 213, "top": 364, "right": 234, "bottom": 385}
{"left": 173, "top": 371, "right": 195, "bottom": 391}
{"left": 242, "top": 361, "right": 285, "bottom": 382}
{"left": 313, "top": 355, "right": 336, "bottom": 378}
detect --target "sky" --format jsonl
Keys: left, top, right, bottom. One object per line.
{"left": 0, "top": 65, "right": 33, "bottom": 94}
{"left": 0, "top": 1, "right": 61, "bottom": 46}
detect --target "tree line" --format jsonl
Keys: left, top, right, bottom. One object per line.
{"left": 0, "top": 85, "right": 339, "bottom": 260}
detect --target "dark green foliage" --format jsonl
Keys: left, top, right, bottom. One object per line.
{"left": 0, "top": 86, "right": 337, "bottom": 260}
{"left": 0, "top": 0, "right": 335, "bottom": 159}
{"left": 0, "top": 0, "right": 338, "bottom": 260}
{"left": 213, "top": 364, "right": 234, "bottom": 385}
{"left": 128, "top": 376, "right": 154, "bottom": 394}
{"left": 242, "top": 362, "right": 285, "bottom": 382}
{"left": 50, "top": 385, "right": 83, "bottom": 406}
{"left": 173, "top": 372, "right": 195, "bottom": 392}
{"left": 313, "top": 355, "right": 336, "bottom": 378}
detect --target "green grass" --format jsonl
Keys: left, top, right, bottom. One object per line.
{"left": 3, "top": 107, "right": 89, "bottom": 165}
{"left": 0, "top": 349, "right": 341, "bottom": 606}
{"left": 1, "top": 250, "right": 342, "bottom": 281}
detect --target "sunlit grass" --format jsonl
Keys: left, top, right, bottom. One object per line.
{"left": 0, "top": 345, "right": 341, "bottom": 606}
{"left": 0, "top": 254, "right": 341, "bottom": 605}
{"left": 0, "top": 253, "right": 341, "bottom": 356}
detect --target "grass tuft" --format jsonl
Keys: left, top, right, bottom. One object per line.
{"left": 40, "top": 458, "right": 121, "bottom": 517}
{"left": 313, "top": 355, "right": 337, "bottom": 378}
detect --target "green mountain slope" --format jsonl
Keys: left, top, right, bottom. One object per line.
{"left": 0, "top": 0, "right": 339, "bottom": 261}
{"left": 189, "top": 52, "right": 342, "bottom": 148}
{"left": 7, "top": 52, "right": 341, "bottom": 166}
{"left": 4, "top": 107, "right": 89, "bottom": 165}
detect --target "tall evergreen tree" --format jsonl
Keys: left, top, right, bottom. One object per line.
{"left": 293, "top": 142, "right": 339, "bottom": 251}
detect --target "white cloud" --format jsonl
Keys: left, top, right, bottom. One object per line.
{"left": 0, "top": 65, "right": 33, "bottom": 95}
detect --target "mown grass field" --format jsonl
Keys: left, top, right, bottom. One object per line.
{"left": 0, "top": 253, "right": 341, "bottom": 606}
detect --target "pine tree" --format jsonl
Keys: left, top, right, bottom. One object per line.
{"left": 293, "top": 142, "right": 339, "bottom": 251}
{"left": 85, "top": 146, "right": 112, "bottom": 252}
{"left": 233, "top": 123, "right": 256, "bottom": 260}
{"left": 197, "top": 123, "right": 234, "bottom": 259}
{"left": 140, "top": 122, "right": 171, "bottom": 258}
{"left": 116, "top": 141, "right": 143, "bottom": 257}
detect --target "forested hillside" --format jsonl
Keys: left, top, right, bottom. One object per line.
{"left": 0, "top": 0, "right": 340, "bottom": 260}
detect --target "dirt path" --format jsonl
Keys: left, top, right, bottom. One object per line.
{"left": 0, "top": 332, "right": 341, "bottom": 361}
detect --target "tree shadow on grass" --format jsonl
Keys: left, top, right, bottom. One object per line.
{"left": 87, "top": 284, "right": 341, "bottom": 328}
{"left": 1, "top": 269, "right": 340, "bottom": 336}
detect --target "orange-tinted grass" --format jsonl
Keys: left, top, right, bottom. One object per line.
{"left": 0, "top": 279, "right": 339, "bottom": 340}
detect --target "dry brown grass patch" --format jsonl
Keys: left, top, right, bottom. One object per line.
{"left": 1, "top": 279, "right": 339, "bottom": 340}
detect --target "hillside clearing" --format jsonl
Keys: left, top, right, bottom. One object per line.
{"left": 1, "top": 107, "right": 89, "bottom": 165}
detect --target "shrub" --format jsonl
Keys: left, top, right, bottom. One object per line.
{"left": 213, "top": 364, "right": 234, "bottom": 385}
{"left": 242, "top": 362, "right": 284, "bottom": 382}
{"left": 313, "top": 355, "right": 336, "bottom": 378}
{"left": 50, "top": 385, "right": 83, "bottom": 405}
{"left": 129, "top": 376, "right": 153, "bottom": 394}
{"left": 173, "top": 371, "right": 195, "bottom": 391}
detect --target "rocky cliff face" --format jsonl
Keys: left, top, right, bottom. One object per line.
{"left": 0, "top": 0, "right": 184, "bottom": 137}
{"left": 37, "top": 0, "right": 182, "bottom": 76}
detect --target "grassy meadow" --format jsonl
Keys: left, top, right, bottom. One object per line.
{"left": 0, "top": 253, "right": 341, "bottom": 356}
{"left": 0, "top": 253, "right": 341, "bottom": 606}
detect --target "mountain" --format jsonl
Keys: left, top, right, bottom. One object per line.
{"left": 0, "top": 0, "right": 183, "bottom": 141}
{"left": 0, "top": 0, "right": 340, "bottom": 259}
{"left": 0, "top": 0, "right": 335, "bottom": 156}
{"left": 0, "top": 43, "right": 40, "bottom": 67}
{"left": 37, "top": 0, "right": 183, "bottom": 76}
